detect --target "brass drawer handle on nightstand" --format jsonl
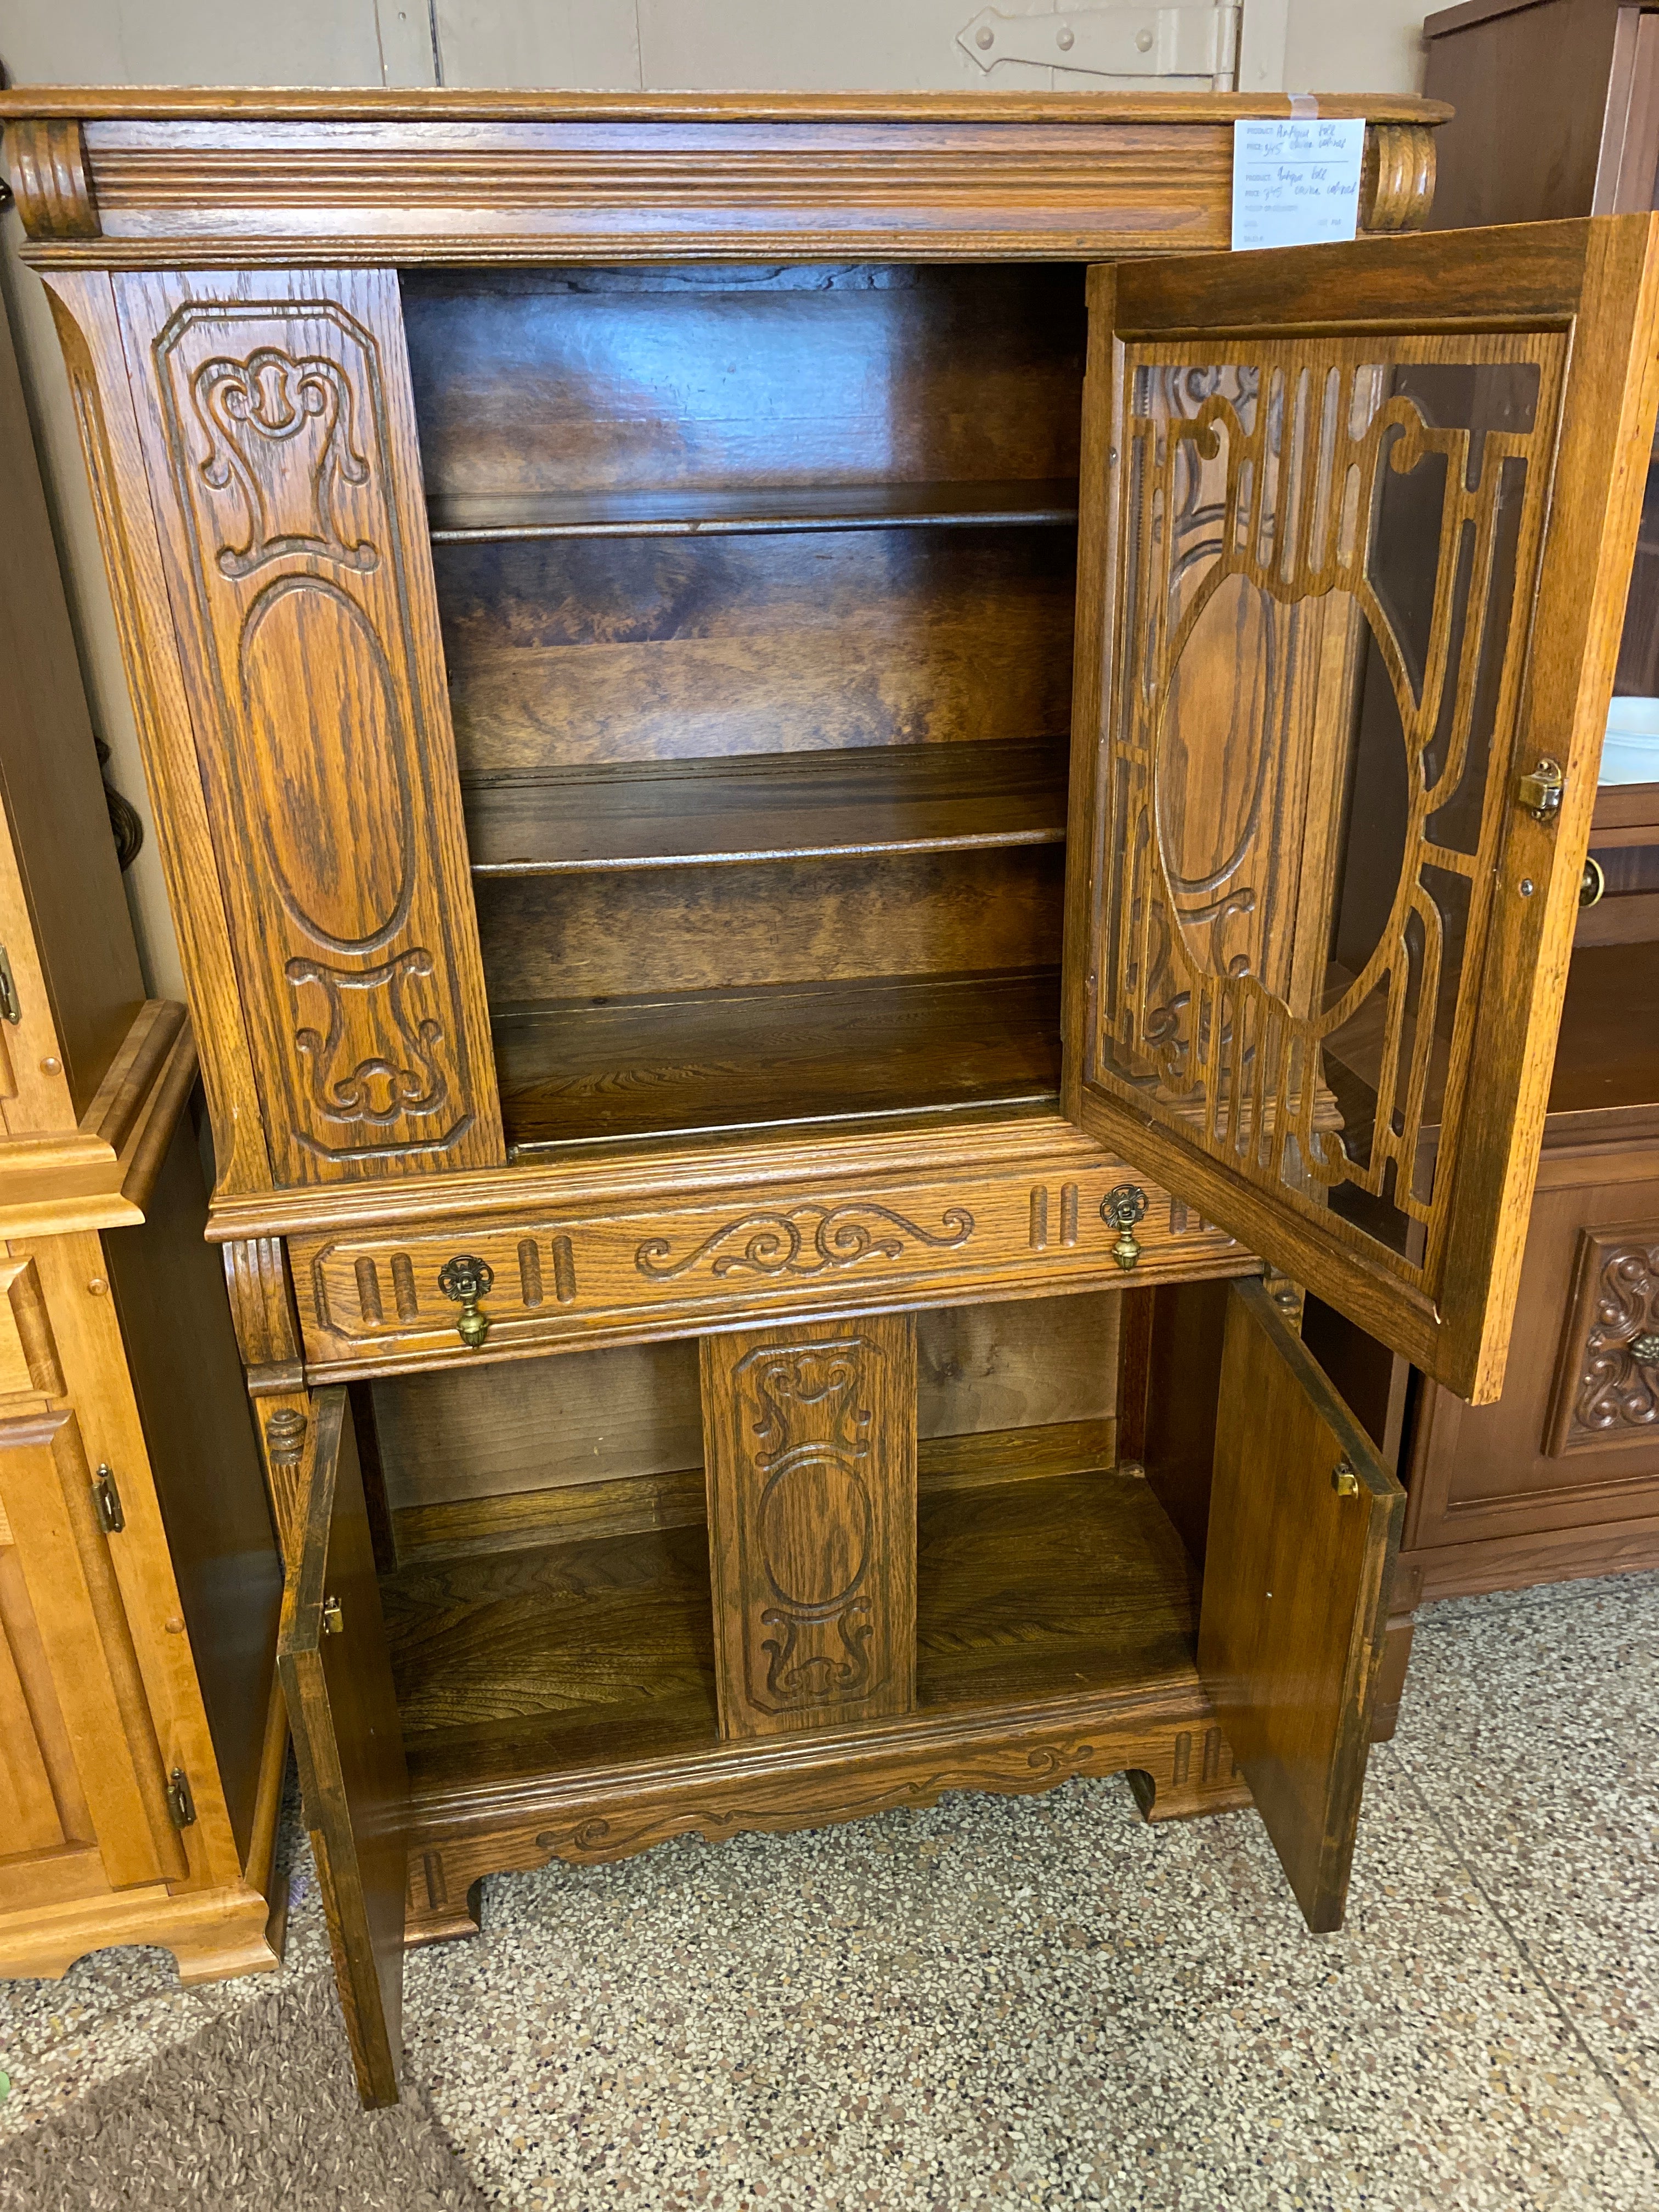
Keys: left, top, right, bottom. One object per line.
{"left": 438, "top": 1254, "right": 494, "bottom": 1349}
{"left": 1101, "top": 1184, "right": 1149, "bottom": 1271}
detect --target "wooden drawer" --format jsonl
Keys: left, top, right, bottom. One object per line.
{"left": 290, "top": 1161, "right": 1250, "bottom": 1375}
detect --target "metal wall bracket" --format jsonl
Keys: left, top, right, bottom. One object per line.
{"left": 958, "top": 3, "right": 1239, "bottom": 83}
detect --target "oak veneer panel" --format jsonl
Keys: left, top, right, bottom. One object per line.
{"left": 383, "top": 1520, "right": 716, "bottom": 1739}
{"left": 1199, "top": 1282, "right": 1403, "bottom": 1933}
{"left": 463, "top": 736, "right": 1069, "bottom": 876}
{"left": 369, "top": 1336, "right": 702, "bottom": 1513}
{"left": 403, "top": 264, "right": 1086, "bottom": 510}
{"left": 478, "top": 846, "right": 1063, "bottom": 1006}
{"left": 916, "top": 1290, "right": 1119, "bottom": 1440}
{"left": 916, "top": 1466, "right": 1196, "bottom": 1713}
{"left": 278, "top": 1390, "right": 408, "bottom": 2108}
{"left": 702, "top": 1315, "right": 916, "bottom": 1740}
{"left": 493, "top": 970, "right": 1061, "bottom": 1147}
{"left": 110, "top": 267, "right": 503, "bottom": 1188}
{"left": 436, "top": 526, "right": 1077, "bottom": 771}
{"left": 1547, "top": 939, "right": 1659, "bottom": 1114}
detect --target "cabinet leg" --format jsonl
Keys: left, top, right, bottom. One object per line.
{"left": 1369, "top": 1610, "right": 1418, "bottom": 1743}
{"left": 1126, "top": 1722, "right": 1252, "bottom": 1822}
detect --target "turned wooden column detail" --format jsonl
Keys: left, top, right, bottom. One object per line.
{"left": 701, "top": 1315, "right": 916, "bottom": 1740}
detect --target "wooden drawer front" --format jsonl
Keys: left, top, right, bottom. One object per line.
{"left": 294, "top": 1168, "right": 1244, "bottom": 1371}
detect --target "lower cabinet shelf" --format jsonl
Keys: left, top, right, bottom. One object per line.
{"left": 389, "top": 1438, "right": 1248, "bottom": 1947}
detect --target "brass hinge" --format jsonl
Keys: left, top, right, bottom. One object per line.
{"left": 165, "top": 1768, "right": 196, "bottom": 1829}
{"left": 0, "top": 946, "right": 20, "bottom": 1025}
{"left": 321, "top": 1594, "right": 345, "bottom": 1636}
{"left": 92, "top": 1463, "right": 125, "bottom": 1534}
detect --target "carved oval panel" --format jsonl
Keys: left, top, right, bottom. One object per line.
{"left": 759, "top": 1451, "right": 872, "bottom": 1610}
{"left": 239, "top": 576, "right": 415, "bottom": 951}
{"left": 1157, "top": 569, "right": 1278, "bottom": 912}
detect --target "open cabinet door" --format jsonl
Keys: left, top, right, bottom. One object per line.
{"left": 1064, "top": 218, "right": 1659, "bottom": 1402}
{"left": 277, "top": 1387, "right": 409, "bottom": 2108}
{"left": 1200, "top": 1280, "right": 1403, "bottom": 1932}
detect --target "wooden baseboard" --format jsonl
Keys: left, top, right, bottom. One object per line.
{"left": 403, "top": 1668, "right": 1243, "bottom": 1948}
{"left": 1401, "top": 1512, "right": 1659, "bottom": 1602}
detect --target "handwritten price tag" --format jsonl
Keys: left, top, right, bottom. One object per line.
{"left": 1231, "top": 117, "right": 1364, "bottom": 251}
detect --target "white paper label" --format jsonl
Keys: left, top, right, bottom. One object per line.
{"left": 1231, "top": 117, "right": 1364, "bottom": 252}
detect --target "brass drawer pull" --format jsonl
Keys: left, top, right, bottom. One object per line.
{"left": 1101, "top": 1184, "right": 1149, "bottom": 1270}
{"left": 1580, "top": 856, "right": 1605, "bottom": 909}
{"left": 438, "top": 1254, "right": 494, "bottom": 1350}
{"left": 1632, "top": 1331, "right": 1659, "bottom": 1367}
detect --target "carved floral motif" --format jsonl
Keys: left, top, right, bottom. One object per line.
{"left": 636, "top": 1201, "right": 973, "bottom": 1282}
{"left": 191, "top": 347, "right": 378, "bottom": 579}
{"left": 1571, "top": 1239, "right": 1659, "bottom": 1442}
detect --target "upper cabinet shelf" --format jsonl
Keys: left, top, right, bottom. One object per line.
{"left": 426, "top": 480, "right": 1081, "bottom": 545}
{"left": 463, "top": 736, "right": 1069, "bottom": 876}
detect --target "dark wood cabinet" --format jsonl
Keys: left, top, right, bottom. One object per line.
{"left": 6, "top": 85, "right": 1654, "bottom": 2106}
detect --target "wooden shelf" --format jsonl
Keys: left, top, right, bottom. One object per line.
{"left": 1548, "top": 939, "right": 1659, "bottom": 1118}
{"left": 494, "top": 968, "right": 1062, "bottom": 1149}
{"left": 1591, "top": 780, "right": 1659, "bottom": 848}
{"left": 464, "top": 737, "right": 1069, "bottom": 876}
{"left": 427, "top": 478, "right": 1080, "bottom": 544}
{"left": 388, "top": 1451, "right": 1198, "bottom": 1808}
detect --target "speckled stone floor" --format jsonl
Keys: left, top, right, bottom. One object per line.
{"left": 3, "top": 1571, "right": 1656, "bottom": 2210}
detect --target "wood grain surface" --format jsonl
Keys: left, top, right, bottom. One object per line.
{"left": 278, "top": 1389, "right": 409, "bottom": 2107}
{"left": 1198, "top": 1280, "right": 1403, "bottom": 1933}
{"left": 702, "top": 1315, "right": 916, "bottom": 1740}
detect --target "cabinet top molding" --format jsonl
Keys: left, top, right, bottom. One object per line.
{"left": 0, "top": 90, "right": 1447, "bottom": 266}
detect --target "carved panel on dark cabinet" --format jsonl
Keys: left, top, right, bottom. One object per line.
{"left": 702, "top": 1316, "right": 916, "bottom": 1740}
{"left": 1546, "top": 1228, "right": 1659, "bottom": 1455}
{"left": 114, "top": 272, "right": 501, "bottom": 1186}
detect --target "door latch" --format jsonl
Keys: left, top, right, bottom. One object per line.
{"left": 92, "top": 1463, "right": 125, "bottom": 1534}
{"left": 0, "top": 946, "right": 20, "bottom": 1025}
{"left": 321, "top": 1594, "right": 345, "bottom": 1635}
{"left": 165, "top": 1768, "right": 197, "bottom": 1829}
{"left": 1331, "top": 1458, "right": 1360, "bottom": 1497}
{"left": 1515, "top": 757, "right": 1564, "bottom": 821}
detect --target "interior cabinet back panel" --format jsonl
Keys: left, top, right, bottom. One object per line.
{"left": 477, "top": 845, "right": 1064, "bottom": 1006}
{"left": 436, "top": 529, "right": 1076, "bottom": 771}
{"left": 403, "top": 264, "right": 1086, "bottom": 508}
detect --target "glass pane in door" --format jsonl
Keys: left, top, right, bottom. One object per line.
{"left": 1093, "top": 335, "right": 1564, "bottom": 1286}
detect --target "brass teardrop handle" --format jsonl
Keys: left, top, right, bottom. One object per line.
{"left": 1101, "top": 1184, "right": 1149, "bottom": 1271}
{"left": 438, "top": 1254, "right": 494, "bottom": 1350}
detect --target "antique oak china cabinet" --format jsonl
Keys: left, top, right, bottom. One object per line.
{"left": 4, "top": 83, "right": 1656, "bottom": 2104}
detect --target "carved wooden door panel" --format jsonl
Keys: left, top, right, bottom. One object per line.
{"left": 108, "top": 271, "right": 501, "bottom": 1188}
{"left": 1065, "top": 219, "right": 1659, "bottom": 1402}
{"left": 1200, "top": 1278, "right": 1403, "bottom": 1933}
{"left": 278, "top": 1387, "right": 408, "bottom": 2108}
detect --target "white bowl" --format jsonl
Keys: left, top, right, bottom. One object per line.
{"left": 1602, "top": 697, "right": 1659, "bottom": 783}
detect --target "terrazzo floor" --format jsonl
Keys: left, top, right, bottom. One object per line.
{"left": 2, "top": 1570, "right": 1656, "bottom": 2209}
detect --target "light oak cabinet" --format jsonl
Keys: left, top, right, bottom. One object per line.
{"left": 5, "top": 86, "right": 1656, "bottom": 2105}
{"left": 0, "top": 289, "right": 285, "bottom": 1984}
